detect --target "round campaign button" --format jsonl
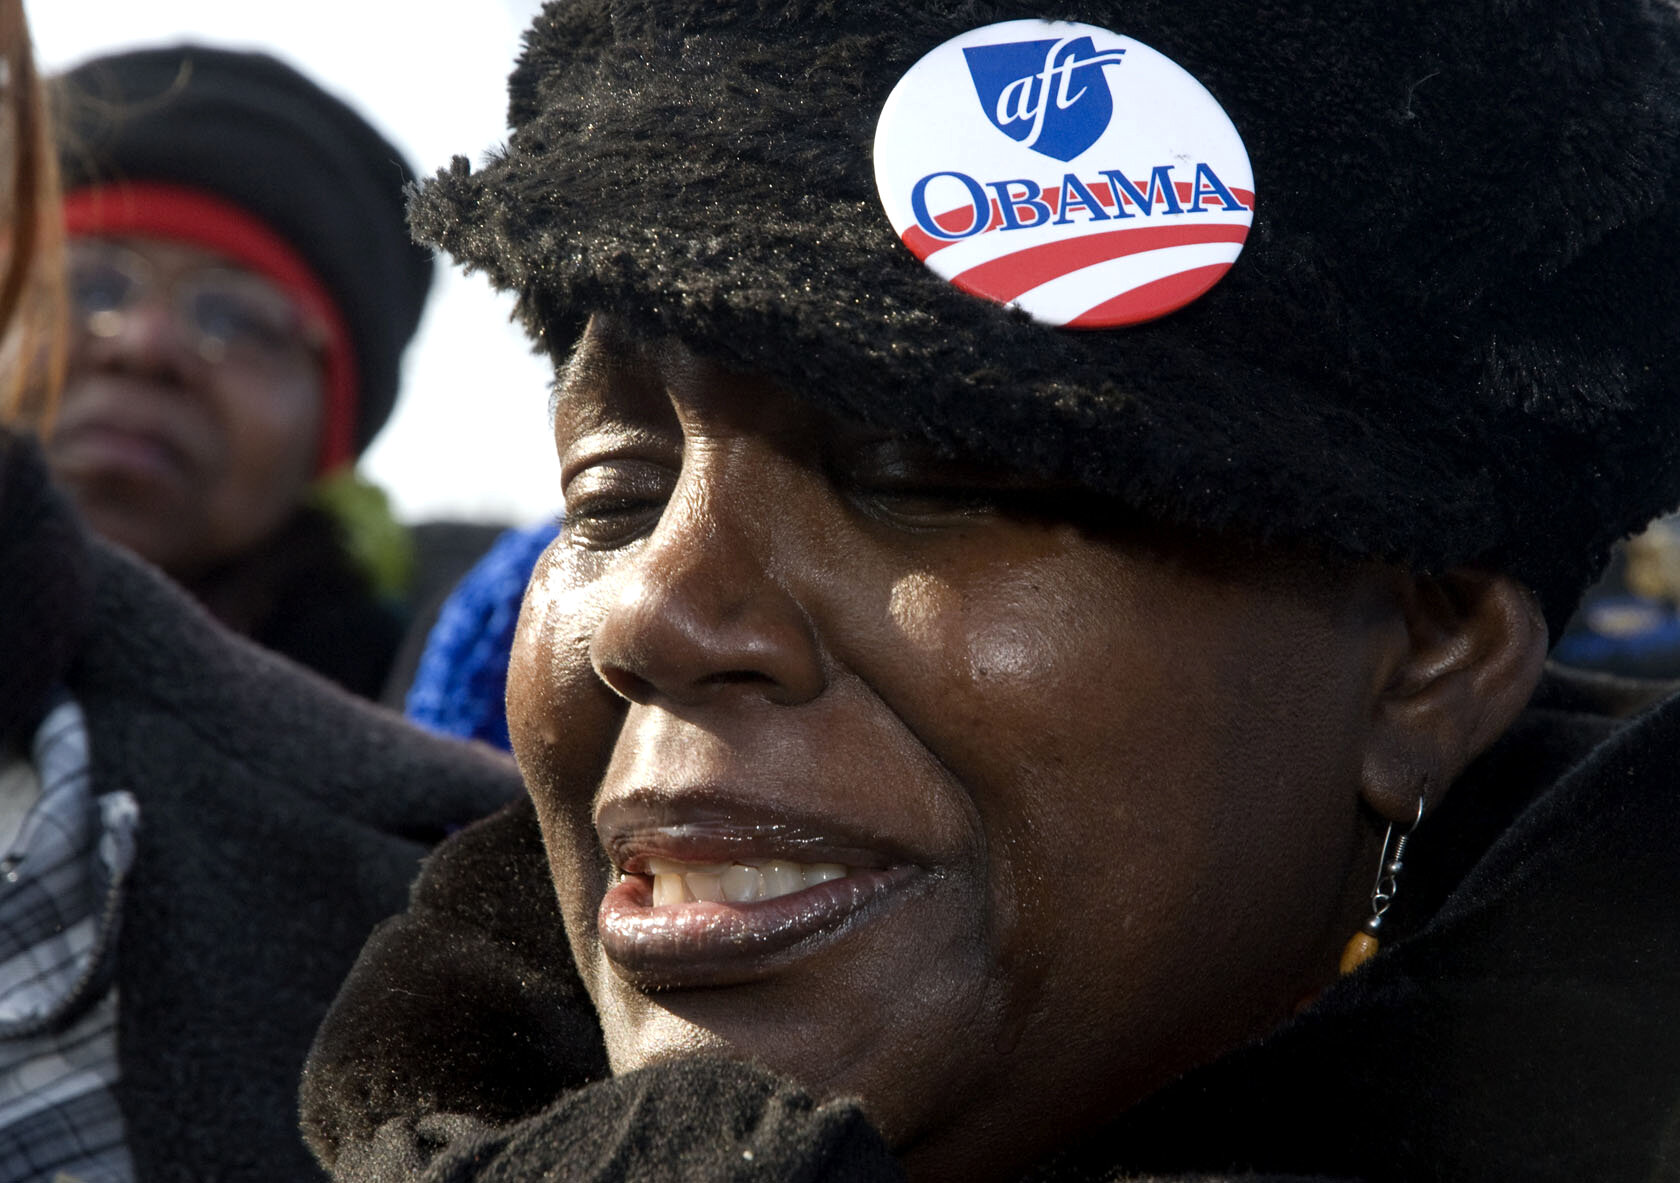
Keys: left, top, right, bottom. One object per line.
{"left": 873, "top": 19, "right": 1254, "bottom": 328}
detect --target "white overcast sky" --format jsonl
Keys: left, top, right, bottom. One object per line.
{"left": 30, "top": 0, "right": 561, "bottom": 526}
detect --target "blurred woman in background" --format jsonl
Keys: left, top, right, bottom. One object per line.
{"left": 41, "top": 44, "right": 436, "bottom": 699}
{"left": 0, "top": 6, "right": 518, "bottom": 1177}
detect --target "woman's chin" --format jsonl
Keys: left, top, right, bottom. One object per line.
{"left": 600, "top": 1013, "right": 1078, "bottom": 1183}
{"left": 588, "top": 939, "right": 1005, "bottom": 1159}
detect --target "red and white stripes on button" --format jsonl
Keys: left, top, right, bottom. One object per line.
{"left": 874, "top": 20, "right": 1255, "bottom": 330}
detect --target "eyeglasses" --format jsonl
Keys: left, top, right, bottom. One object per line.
{"left": 67, "top": 239, "right": 325, "bottom": 371}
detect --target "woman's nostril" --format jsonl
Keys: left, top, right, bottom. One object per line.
{"left": 599, "top": 661, "right": 807, "bottom": 707}
{"left": 600, "top": 666, "right": 658, "bottom": 704}
{"left": 701, "top": 671, "right": 776, "bottom": 686}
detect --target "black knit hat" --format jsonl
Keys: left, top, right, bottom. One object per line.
{"left": 55, "top": 45, "right": 433, "bottom": 460}
{"left": 413, "top": 0, "right": 1680, "bottom": 636}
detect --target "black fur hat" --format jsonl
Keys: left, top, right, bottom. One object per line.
{"left": 413, "top": 0, "right": 1680, "bottom": 635}
{"left": 55, "top": 45, "right": 433, "bottom": 461}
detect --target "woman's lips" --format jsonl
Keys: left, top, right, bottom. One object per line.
{"left": 597, "top": 861, "right": 922, "bottom": 989}
{"left": 594, "top": 796, "right": 930, "bottom": 988}
{"left": 51, "top": 419, "right": 194, "bottom": 490}
{"left": 49, "top": 373, "right": 210, "bottom": 492}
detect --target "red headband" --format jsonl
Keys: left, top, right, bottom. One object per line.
{"left": 61, "top": 181, "right": 358, "bottom": 473}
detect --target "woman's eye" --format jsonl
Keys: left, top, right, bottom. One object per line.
{"left": 560, "top": 461, "right": 672, "bottom": 548}
{"left": 841, "top": 442, "right": 1019, "bottom": 526}
{"left": 853, "top": 482, "right": 1004, "bottom": 524}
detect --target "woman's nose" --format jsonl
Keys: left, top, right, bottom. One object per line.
{"left": 589, "top": 484, "right": 827, "bottom": 709}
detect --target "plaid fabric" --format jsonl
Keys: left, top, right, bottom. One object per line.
{"left": 0, "top": 697, "right": 139, "bottom": 1182}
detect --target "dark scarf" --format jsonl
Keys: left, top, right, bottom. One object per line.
{"left": 185, "top": 505, "right": 404, "bottom": 701}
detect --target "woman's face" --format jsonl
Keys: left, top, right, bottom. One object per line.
{"left": 509, "top": 317, "right": 1402, "bottom": 1181}
{"left": 48, "top": 235, "right": 323, "bottom": 578}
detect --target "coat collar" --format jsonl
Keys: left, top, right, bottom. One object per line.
{"left": 0, "top": 431, "right": 92, "bottom": 741}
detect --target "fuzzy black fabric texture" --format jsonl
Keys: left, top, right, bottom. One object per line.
{"left": 55, "top": 45, "right": 433, "bottom": 452}
{"left": 331, "top": 1055, "right": 901, "bottom": 1183}
{"left": 0, "top": 434, "right": 524, "bottom": 1182}
{"left": 412, "top": 0, "right": 1680, "bottom": 636}
{"left": 299, "top": 668, "right": 1680, "bottom": 1181}
{"left": 0, "top": 433, "right": 90, "bottom": 735}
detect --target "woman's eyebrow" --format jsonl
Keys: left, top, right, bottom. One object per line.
{"left": 550, "top": 379, "right": 615, "bottom": 444}
{"left": 549, "top": 335, "right": 602, "bottom": 424}
{"left": 550, "top": 351, "right": 681, "bottom": 453}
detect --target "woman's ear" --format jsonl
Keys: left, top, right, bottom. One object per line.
{"left": 1360, "top": 569, "right": 1549, "bottom": 824}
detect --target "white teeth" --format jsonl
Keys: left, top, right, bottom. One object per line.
{"left": 761, "top": 860, "right": 802, "bottom": 897}
{"left": 646, "top": 858, "right": 729, "bottom": 875}
{"left": 652, "top": 871, "right": 689, "bottom": 907}
{"left": 721, "top": 865, "right": 763, "bottom": 902}
{"left": 686, "top": 872, "right": 724, "bottom": 902}
{"left": 643, "top": 858, "right": 855, "bottom": 907}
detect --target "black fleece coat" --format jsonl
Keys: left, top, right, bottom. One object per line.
{"left": 300, "top": 661, "right": 1680, "bottom": 1181}
{"left": 0, "top": 435, "right": 523, "bottom": 1182}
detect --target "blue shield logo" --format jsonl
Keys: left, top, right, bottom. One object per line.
{"left": 963, "top": 36, "right": 1127, "bottom": 162}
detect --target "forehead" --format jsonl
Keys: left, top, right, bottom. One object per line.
{"left": 551, "top": 315, "right": 833, "bottom": 444}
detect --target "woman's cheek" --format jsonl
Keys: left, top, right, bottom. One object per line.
{"left": 882, "top": 553, "right": 1131, "bottom": 760}
{"left": 885, "top": 569, "right": 1063, "bottom": 698}
{"left": 508, "top": 556, "right": 623, "bottom": 808}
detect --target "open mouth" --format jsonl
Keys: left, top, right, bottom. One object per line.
{"left": 645, "top": 856, "right": 851, "bottom": 904}
{"left": 597, "top": 854, "right": 922, "bottom": 989}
